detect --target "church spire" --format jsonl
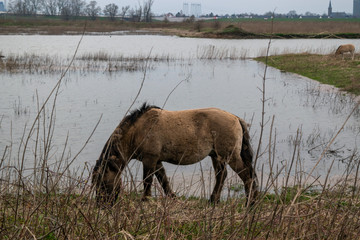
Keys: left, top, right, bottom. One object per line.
{"left": 328, "top": 0, "right": 332, "bottom": 16}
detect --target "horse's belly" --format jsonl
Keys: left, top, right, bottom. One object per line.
{"left": 159, "top": 140, "right": 212, "bottom": 165}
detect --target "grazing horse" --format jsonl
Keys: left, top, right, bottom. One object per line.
{"left": 335, "top": 44, "right": 355, "bottom": 60}
{"left": 92, "top": 103, "right": 259, "bottom": 205}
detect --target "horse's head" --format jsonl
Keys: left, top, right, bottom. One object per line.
{"left": 92, "top": 155, "right": 123, "bottom": 204}
{"left": 92, "top": 104, "right": 152, "bottom": 204}
{"left": 92, "top": 133, "right": 127, "bottom": 205}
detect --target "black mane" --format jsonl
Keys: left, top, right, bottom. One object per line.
{"left": 122, "top": 102, "right": 161, "bottom": 127}
{"left": 93, "top": 103, "right": 160, "bottom": 183}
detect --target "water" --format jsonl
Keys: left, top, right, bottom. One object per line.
{"left": 1, "top": 34, "right": 359, "bottom": 59}
{"left": 0, "top": 35, "right": 359, "bottom": 197}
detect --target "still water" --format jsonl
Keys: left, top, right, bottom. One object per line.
{"left": 1, "top": 34, "right": 359, "bottom": 59}
{"left": 0, "top": 35, "right": 359, "bottom": 196}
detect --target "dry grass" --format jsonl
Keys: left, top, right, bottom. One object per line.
{"left": 1, "top": 151, "right": 360, "bottom": 239}
{"left": 2, "top": 16, "right": 360, "bottom": 36}
{"left": 0, "top": 52, "right": 155, "bottom": 74}
{"left": 0, "top": 48, "right": 252, "bottom": 74}
{"left": 237, "top": 20, "right": 360, "bottom": 34}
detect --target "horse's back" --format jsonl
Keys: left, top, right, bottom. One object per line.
{"left": 344, "top": 44, "right": 355, "bottom": 52}
{"left": 156, "top": 107, "right": 241, "bottom": 137}
{"left": 133, "top": 108, "right": 243, "bottom": 164}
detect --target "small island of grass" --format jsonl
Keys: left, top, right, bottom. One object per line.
{"left": 256, "top": 53, "right": 360, "bottom": 95}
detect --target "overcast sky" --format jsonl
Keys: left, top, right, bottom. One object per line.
{"left": 95, "top": 0, "right": 353, "bottom": 15}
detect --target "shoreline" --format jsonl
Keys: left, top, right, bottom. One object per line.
{"left": 2, "top": 26, "right": 360, "bottom": 39}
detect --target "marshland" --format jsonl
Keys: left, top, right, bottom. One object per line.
{"left": 1, "top": 24, "right": 360, "bottom": 238}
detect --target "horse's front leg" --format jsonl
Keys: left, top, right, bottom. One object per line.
{"left": 142, "top": 161, "right": 156, "bottom": 201}
{"left": 155, "top": 162, "right": 176, "bottom": 198}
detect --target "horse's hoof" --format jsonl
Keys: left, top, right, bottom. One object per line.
{"left": 168, "top": 193, "right": 177, "bottom": 198}
{"left": 141, "top": 196, "right": 150, "bottom": 202}
{"left": 209, "top": 198, "right": 220, "bottom": 205}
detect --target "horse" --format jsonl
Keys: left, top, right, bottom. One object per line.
{"left": 92, "top": 103, "right": 259, "bottom": 205}
{"left": 335, "top": 44, "right": 355, "bottom": 60}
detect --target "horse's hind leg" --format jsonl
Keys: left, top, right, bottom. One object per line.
{"left": 155, "top": 162, "right": 176, "bottom": 198}
{"left": 228, "top": 156, "right": 258, "bottom": 205}
{"left": 210, "top": 156, "right": 227, "bottom": 203}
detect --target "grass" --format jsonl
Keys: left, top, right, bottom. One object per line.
{"left": 0, "top": 48, "right": 253, "bottom": 74}
{"left": 2, "top": 15, "right": 360, "bottom": 38}
{"left": 2, "top": 170, "right": 360, "bottom": 239}
{"left": 0, "top": 52, "right": 154, "bottom": 74}
{"left": 256, "top": 53, "right": 360, "bottom": 95}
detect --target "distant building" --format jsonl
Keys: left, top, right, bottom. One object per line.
{"left": 328, "top": 0, "right": 348, "bottom": 18}
{"left": 0, "top": 1, "right": 6, "bottom": 12}
{"left": 183, "top": 2, "right": 201, "bottom": 17}
{"left": 354, "top": 0, "right": 360, "bottom": 17}
{"left": 190, "top": 3, "right": 201, "bottom": 17}
{"left": 328, "top": 0, "right": 332, "bottom": 16}
{"left": 183, "top": 3, "right": 189, "bottom": 16}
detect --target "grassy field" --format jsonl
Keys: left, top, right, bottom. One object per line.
{"left": 2, "top": 15, "right": 360, "bottom": 38}
{"left": 2, "top": 185, "right": 360, "bottom": 239}
{"left": 256, "top": 53, "right": 360, "bottom": 95}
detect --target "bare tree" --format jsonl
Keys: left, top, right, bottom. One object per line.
{"left": 287, "top": 10, "right": 297, "bottom": 17}
{"left": 130, "top": 4, "right": 142, "bottom": 22}
{"left": 8, "top": 0, "right": 35, "bottom": 15}
{"left": 56, "top": 0, "right": 66, "bottom": 14}
{"left": 42, "top": 0, "right": 59, "bottom": 15}
{"left": 127, "top": 1, "right": 154, "bottom": 22}
{"left": 71, "top": 0, "right": 86, "bottom": 18}
{"left": 120, "top": 5, "right": 130, "bottom": 20}
{"left": 103, "top": 3, "right": 118, "bottom": 21}
{"left": 85, "top": 0, "right": 101, "bottom": 20}
{"left": 58, "top": 0, "right": 85, "bottom": 20}
{"left": 7, "top": 0, "right": 25, "bottom": 14}
{"left": 59, "top": 0, "right": 72, "bottom": 20}
{"left": 143, "top": 0, "right": 154, "bottom": 22}
{"left": 29, "top": 0, "right": 41, "bottom": 15}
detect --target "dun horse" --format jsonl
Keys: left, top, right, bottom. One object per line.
{"left": 335, "top": 44, "right": 355, "bottom": 60}
{"left": 92, "top": 103, "right": 259, "bottom": 204}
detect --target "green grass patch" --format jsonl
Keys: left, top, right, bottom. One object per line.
{"left": 256, "top": 53, "right": 360, "bottom": 95}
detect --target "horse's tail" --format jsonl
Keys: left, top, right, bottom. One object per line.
{"left": 238, "top": 118, "right": 254, "bottom": 165}
{"left": 238, "top": 117, "right": 259, "bottom": 205}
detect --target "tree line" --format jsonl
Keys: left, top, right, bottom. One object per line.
{"left": 7, "top": 0, "right": 154, "bottom": 22}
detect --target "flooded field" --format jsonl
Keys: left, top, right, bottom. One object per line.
{"left": 1, "top": 34, "right": 360, "bottom": 59}
{"left": 0, "top": 35, "right": 359, "bottom": 197}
